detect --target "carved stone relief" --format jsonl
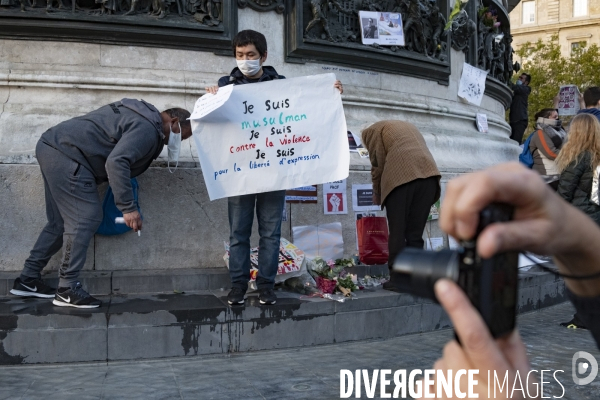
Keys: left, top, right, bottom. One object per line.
{"left": 0, "top": 0, "right": 223, "bottom": 26}
{"left": 301, "top": 0, "right": 448, "bottom": 61}
{"left": 237, "top": 0, "right": 284, "bottom": 13}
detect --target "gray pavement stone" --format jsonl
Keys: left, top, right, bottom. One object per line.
{"left": 0, "top": 302, "right": 598, "bottom": 399}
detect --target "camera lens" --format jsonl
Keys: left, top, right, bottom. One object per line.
{"left": 391, "top": 248, "right": 459, "bottom": 300}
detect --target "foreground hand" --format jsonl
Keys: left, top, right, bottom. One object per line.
{"left": 123, "top": 210, "right": 143, "bottom": 232}
{"left": 205, "top": 86, "right": 219, "bottom": 95}
{"left": 334, "top": 80, "right": 344, "bottom": 94}
{"left": 418, "top": 279, "right": 534, "bottom": 399}
{"left": 440, "top": 163, "right": 565, "bottom": 258}
{"left": 440, "top": 162, "right": 600, "bottom": 296}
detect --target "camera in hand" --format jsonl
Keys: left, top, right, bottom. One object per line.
{"left": 392, "top": 203, "right": 518, "bottom": 338}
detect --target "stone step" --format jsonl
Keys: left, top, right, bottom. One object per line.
{"left": 0, "top": 265, "right": 390, "bottom": 296}
{"left": 0, "top": 265, "right": 566, "bottom": 365}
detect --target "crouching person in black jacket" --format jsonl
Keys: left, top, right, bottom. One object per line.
{"left": 10, "top": 99, "right": 192, "bottom": 308}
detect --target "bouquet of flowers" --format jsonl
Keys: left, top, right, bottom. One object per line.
{"left": 309, "top": 257, "right": 358, "bottom": 294}
{"left": 479, "top": 7, "right": 501, "bottom": 29}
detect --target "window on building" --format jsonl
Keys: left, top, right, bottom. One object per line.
{"left": 522, "top": 1, "right": 535, "bottom": 24}
{"left": 574, "top": 0, "right": 588, "bottom": 17}
{"left": 571, "top": 41, "right": 587, "bottom": 54}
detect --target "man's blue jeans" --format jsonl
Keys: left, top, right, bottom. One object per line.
{"left": 227, "top": 190, "right": 286, "bottom": 290}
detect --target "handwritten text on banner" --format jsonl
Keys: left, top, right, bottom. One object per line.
{"left": 191, "top": 73, "right": 350, "bottom": 200}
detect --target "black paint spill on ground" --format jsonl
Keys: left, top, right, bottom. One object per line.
{"left": 0, "top": 316, "right": 25, "bottom": 364}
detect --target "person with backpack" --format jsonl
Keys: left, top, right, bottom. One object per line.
{"left": 528, "top": 108, "right": 566, "bottom": 190}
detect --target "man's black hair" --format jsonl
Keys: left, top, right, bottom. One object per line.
{"left": 232, "top": 30, "right": 268, "bottom": 58}
{"left": 583, "top": 86, "right": 600, "bottom": 107}
{"left": 164, "top": 108, "right": 191, "bottom": 130}
{"left": 521, "top": 73, "right": 531, "bottom": 84}
{"left": 534, "top": 108, "right": 557, "bottom": 120}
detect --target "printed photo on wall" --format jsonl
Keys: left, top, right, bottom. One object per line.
{"left": 359, "top": 11, "right": 405, "bottom": 46}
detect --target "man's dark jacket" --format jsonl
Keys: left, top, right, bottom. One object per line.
{"left": 577, "top": 107, "right": 600, "bottom": 122}
{"left": 509, "top": 84, "right": 531, "bottom": 123}
{"left": 217, "top": 66, "right": 284, "bottom": 87}
{"left": 40, "top": 99, "right": 164, "bottom": 214}
{"left": 557, "top": 151, "right": 600, "bottom": 225}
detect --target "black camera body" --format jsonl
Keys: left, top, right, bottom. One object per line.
{"left": 392, "top": 203, "right": 519, "bottom": 338}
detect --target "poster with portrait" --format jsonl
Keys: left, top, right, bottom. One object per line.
{"left": 359, "top": 11, "right": 405, "bottom": 46}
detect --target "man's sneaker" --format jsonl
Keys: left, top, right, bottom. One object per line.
{"left": 10, "top": 277, "right": 55, "bottom": 299}
{"left": 52, "top": 282, "right": 102, "bottom": 309}
{"left": 258, "top": 288, "right": 277, "bottom": 305}
{"left": 227, "top": 287, "right": 247, "bottom": 305}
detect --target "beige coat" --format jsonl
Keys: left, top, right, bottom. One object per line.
{"left": 361, "top": 120, "right": 441, "bottom": 206}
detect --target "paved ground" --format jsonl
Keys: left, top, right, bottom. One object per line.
{"left": 1, "top": 302, "right": 598, "bottom": 400}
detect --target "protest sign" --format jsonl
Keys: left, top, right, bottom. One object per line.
{"left": 191, "top": 73, "right": 349, "bottom": 200}
{"left": 458, "top": 63, "right": 488, "bottom": 106}
{"left": 557, "top": 85, "right": 580, "bottom": 116}
{"left": 323, "top": 179, "right": 347, "bottom": 215}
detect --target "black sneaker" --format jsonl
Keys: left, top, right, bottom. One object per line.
{"left": 52, "top": 282, "right": 102, "bottom": 309}
{"left": 258, "top": 288, "right": 277, "bottom": 305}
{"left": 227, "top": 287, "right": 247, "bottom": 305}
{"left": 10, "top": 277, "right": 55, "bottom": 299}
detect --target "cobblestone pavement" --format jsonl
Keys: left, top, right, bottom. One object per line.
{"left": 1, "top": 302, "right": 598, "bottom": 399}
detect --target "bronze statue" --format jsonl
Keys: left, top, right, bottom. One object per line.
{"left": 305, "top": 0, "right": 352, "bottom": 42}
{"left": 450, "top": 9, "right": 476, "bottom": 53}
{"left": 403, "top": 0, "right": 427, "bottom": 55}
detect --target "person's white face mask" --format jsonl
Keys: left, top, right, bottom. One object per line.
{"left": 236, "top": 58, "right": 261, "bottom": 77}
{"left": 167, "top": 122, "right": 181, "bottom": 173}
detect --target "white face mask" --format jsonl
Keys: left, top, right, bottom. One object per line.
{"left": 236, "top": 58, "right": 262, "bottom": 77}
{"left": 167, "top": 122, "right": 181, "bottom": 173}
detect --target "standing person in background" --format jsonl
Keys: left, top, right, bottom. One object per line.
{"left": 361, "top": 120, "right": 440, "bottom": 271}
{"left": 509, "top": 73, "right": 531, "bottom": 144}
{"left": 529, "top": 108, "right": 566, "bottom": 190}
{"left": 555, "top": 113, "right": 600, "bottom": 329}
{"left": 577, "top": 86, "right": 600, "bottom": 121}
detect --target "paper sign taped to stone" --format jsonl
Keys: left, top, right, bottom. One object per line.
{"left": 323, "top": 179, "right": 348, "bottom": 215}
{"left": 352, "top": 183, "right": 375, "bottom": 211}
{"left": 191, "top": 73, "right": 349, "bottom": 200}
{"left": 458, "top": 63, "right": 488, "bottom": 106}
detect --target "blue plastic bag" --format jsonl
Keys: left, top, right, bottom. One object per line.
{"left": 518, "top": 133, "right": 534, "bottom": 168}
{"left": 96, "top": 178, "right": 141, "bottom": 236}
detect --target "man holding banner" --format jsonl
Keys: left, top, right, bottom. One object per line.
{"left": 204, "top": 30, "right": 345, "bottom": 306}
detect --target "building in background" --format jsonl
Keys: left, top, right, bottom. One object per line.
{"left": 510, "top": 0, "right": 600, "bottom": 56}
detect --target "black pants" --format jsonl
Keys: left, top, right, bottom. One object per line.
{"left": 385, "top": 177, "right": 439, "bottom": 268}
{"left": 510, "top": 120, "right": 528, "bottom": 144}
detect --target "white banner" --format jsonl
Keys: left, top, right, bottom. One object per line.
{"left": 191, "top": 73, "right": 349, "bottom": 200}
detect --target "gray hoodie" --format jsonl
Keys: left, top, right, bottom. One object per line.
{"left": 40, "top": 99, "right": 165, "bottom": 214}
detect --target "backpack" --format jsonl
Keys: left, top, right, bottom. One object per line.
{"left": 518, "top": 131, "right": 535, "bottom": 168}
{"left": 96, "top": 178, "right": 141, "bottom": 235}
